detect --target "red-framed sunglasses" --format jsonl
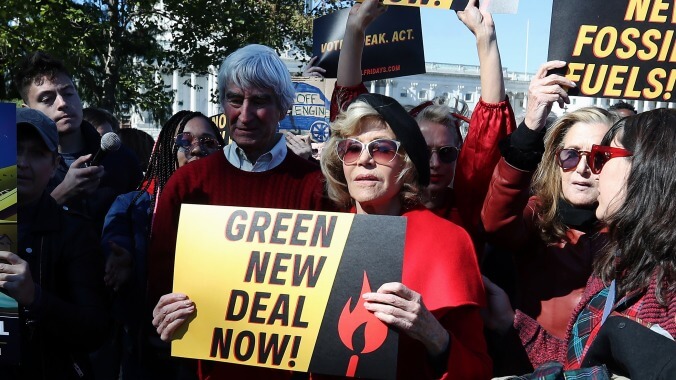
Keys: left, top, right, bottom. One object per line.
{"left": 556, "top": 146, "right": 633, "bottom": 174}
{"left": 588, "top": 144, "right": 633, "bottom": 174}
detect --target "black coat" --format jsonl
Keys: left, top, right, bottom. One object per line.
{"left": 48, "top": 121, "right": 143, "bottom": 234}
{"left": 10, "top": 192, "right": 110, "bottom": 380}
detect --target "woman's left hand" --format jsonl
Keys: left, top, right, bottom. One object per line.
{"left": 456, "top": 0, "right": 495, "bottom": 40}
{"left": 363, "top": 282, "right": 449, "bottom": 357}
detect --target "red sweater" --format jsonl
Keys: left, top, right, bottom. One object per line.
{"left": 148, "top": 151, "right": 328, "bottom": 380}
{"left": 148, "top": 151, "right": 327, "bottom": 308}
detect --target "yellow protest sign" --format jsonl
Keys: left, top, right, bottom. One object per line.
{"left": 172, "top": 205, "right": 406, "bottom": 378}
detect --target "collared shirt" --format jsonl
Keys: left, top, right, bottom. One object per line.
{"left": 223, "top": 133, "right": 287, "bottom": 172}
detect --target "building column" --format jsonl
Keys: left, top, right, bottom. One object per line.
{"left": 190, "top": 73, "right": 197, "bottom": 111}
{"left": 172, "top": 70, "right": 180, "bottom": 114}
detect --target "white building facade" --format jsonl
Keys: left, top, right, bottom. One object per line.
{"left": 131, "top": 57, "right": 675, "bottom": 137}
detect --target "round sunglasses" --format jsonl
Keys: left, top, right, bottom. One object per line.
{"left": 175, "top": 132, "right": 222, "bottom": 152}
{"left": 556, "top": 145, "right": 632, "bottom": 174}
{"left": 336, "top": 138, "right": 401, "bottom": 165}
{"left": 428, "top": 145, "right": 460, "bottom": 163}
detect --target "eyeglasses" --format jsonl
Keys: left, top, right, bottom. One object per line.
{"left": 175, "top": 132, "right": 222, "bottom": 153}
{"left": 428, "top": 146, "right": 460, "bottom": 163}
{"left": 556, "top": 146, "right": 633, "bottom": 174}
{"left": 336, "top": 138, "right": 401, "bottom": 165}
{"left": 555, "top": 148, "right": 593, "bottom": 171}
{"left": 588, "top": 144, "right": 633, "bottom": 174}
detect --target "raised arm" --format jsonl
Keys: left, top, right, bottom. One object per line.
{"left": 453, "top": 0, "right": 515, "bottom": 240}
{"left": 481, "top": 61, "right": 576, "bottom": 250}
{"left": 330, "top": 0, "right": 385, "bottom": 120}
{"left": 336, "top": 0, "right": 385, "bottom": 87}
{"left": 456, "top": 0, "right": 504, "bottom": 103}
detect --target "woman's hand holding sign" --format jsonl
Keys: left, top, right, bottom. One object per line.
{"left": 363, "top": 282, "right": 450, "bottom": 358}
{"left": 525, "top": 61, "right": 578, "bottom": 131}
{"left": 152, "top": 292, "right": 196, "bottom": 341}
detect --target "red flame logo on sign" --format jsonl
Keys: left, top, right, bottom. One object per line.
{"left": 337, "top": 271, "right": 388, "bottom": 376}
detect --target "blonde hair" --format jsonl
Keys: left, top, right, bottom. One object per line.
{"left": 531, "top": 107, "right": 617, "bottom": 243}
{"left": 414, "top": 104, "right": 462, "bottom": 144}
{"left": 321, "top": 101, "right": 422, "bottom": 211}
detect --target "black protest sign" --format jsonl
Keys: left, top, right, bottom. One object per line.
{"left": 313, "top": 6, "right": 426, "bottom": 82}
{"left": 548, "top": 0, "right": 675, "bottom": 101}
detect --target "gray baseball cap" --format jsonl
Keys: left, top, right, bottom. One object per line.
{"left": 16, "top": 108, "right": 58, "bottom": 152}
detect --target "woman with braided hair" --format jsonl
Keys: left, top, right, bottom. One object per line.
{"left": 98, "top": 110, "right": 224, "bottom": 379}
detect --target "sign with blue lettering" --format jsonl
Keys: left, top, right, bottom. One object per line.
{"left": 279, "top": 81, "right": 332, "bottom": 143}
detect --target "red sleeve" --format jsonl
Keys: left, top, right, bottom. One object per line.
{"left": 454, "top": 96, "right": 516, "bottom": 238}
{"left": 329, "top": 83, "right": 368, "bottom": 121}
{"left": 441, "top": 306, "right": 493, "bottom": 380}
{"left": 513, "top": 309, "right": 567, "bottom": 368}
{"left": 481, "top": 158, "right": 539, "bottom": 251}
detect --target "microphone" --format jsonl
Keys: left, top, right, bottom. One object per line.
{"left": 89, "top": 132, "right": 122, "bottom": 167}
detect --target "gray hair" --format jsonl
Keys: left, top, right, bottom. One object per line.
{"left": 217, "top": 44, "right": 295, "bottom": 112}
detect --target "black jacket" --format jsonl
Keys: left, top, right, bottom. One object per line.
{"left": 48, "top": 121, "right": 143, "bottom": 234}
{"left": 10, "top": 192, "right": 110, "bottom": 379}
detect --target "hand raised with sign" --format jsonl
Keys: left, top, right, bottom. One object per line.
{"left": 457, "top": 0, "right": 504, "bottom": 102}
{"left": 525, "top": 61, "right": 577, "bottom": 131}
{"left": 285, "top": 132, "right": 313, "bottom": 160}
{"left": 152, "top": 292, "right": 196, "bottom": 341}
{"left": 363, "top": 282, "right": 450, "bottom": 357}
{"left": 456, "top": 0, "right": 495, "bottom": 41}
{"left": 347, "top": 0, "right": 387, "bottom": 32}
{"left": 302, "top": 56, "right": 326, "bottom": 79}
{"left": 339, "top": 0, "right": 387, "bottom": 87}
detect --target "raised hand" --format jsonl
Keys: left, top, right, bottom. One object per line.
{"left": 525, "top": 61, "right": 577, "bottom": 131}
{"left": 456, "top": 0, "right": 495, "bottom": 40}
{"left": 302, "top": 56, "right": 327, "bottom": 79}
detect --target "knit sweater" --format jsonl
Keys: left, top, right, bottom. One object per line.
{"left": 147, "top": 151, "right": 328, "bottom": 308}
{"left": 514, "top": 274, "right": 676, "bottom": 369}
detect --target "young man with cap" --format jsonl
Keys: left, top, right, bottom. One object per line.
{"left": 13, "top": 52, "right": 142, "bottom": 232}
{"left": 1, "top": 108, "right": 109, "bottom": 379}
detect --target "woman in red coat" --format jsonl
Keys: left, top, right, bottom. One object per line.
{"left": 320, "top": 92, "right": 490, "bottom": 379}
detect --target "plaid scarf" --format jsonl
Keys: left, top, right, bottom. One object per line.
{"left": 566, "top": 285, "right": 645, "bottom": 369}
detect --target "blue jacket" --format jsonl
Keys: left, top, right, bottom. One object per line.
{"left": 101, "top": 190, "right": 151, "bottom": 324}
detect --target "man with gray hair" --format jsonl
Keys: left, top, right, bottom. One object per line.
{"left": 148, "top": 44, "right": 328, "bottom": 379}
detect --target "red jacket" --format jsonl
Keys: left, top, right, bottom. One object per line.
{"left": 482, "top": 158, "right": 607, "bottom": 340}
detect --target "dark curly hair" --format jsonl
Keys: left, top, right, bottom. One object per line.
{"left": 595, "top": 108, "right": 676, "bottom": 305}
{"left": 131, "top": 111, "right": 224, "bottom": 211}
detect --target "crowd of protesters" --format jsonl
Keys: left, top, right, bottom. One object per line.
{"left": 2, "top": 0, "right": 674, "bottom": 379}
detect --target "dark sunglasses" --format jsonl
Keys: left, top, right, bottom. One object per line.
{"left": 336, "top": 138, "right": 401, "bottom": 165}
{"left": 555, "top": 148, "right": 592, "bottom": 171}
{"left": 556, "top": 146, "right": 633, "bottom": 174}
{"left": 588, "top": 144, "right": 633, "bottom": 174}
{"left": 175, "top": 132, "right": 222, "bottom": 152}
{"left": 428, "top": 145, "right": 460, "bottom": 163}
